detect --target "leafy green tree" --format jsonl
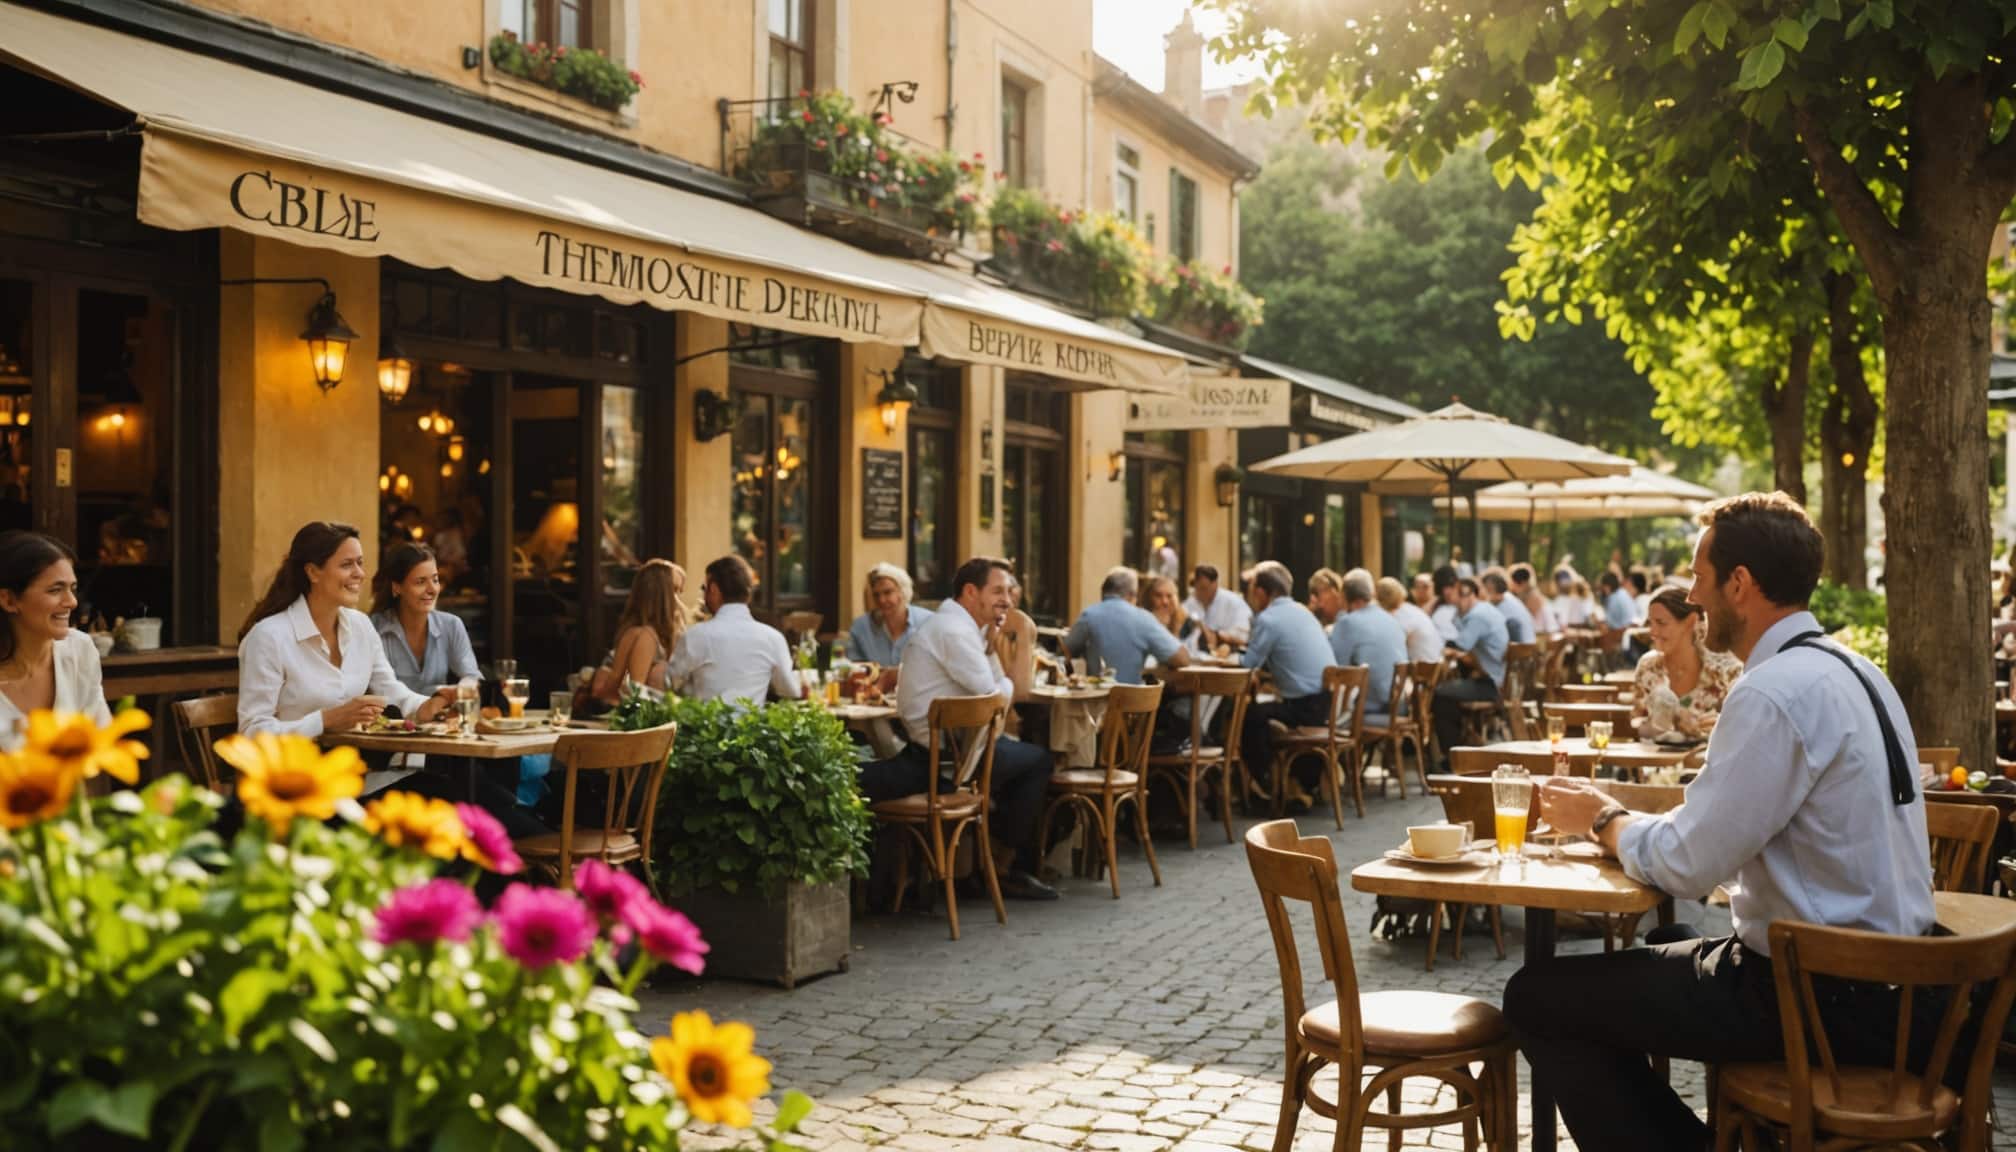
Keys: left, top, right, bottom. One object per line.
{"left": 1212, "top": 0, "right": 2014, "bottom": 767}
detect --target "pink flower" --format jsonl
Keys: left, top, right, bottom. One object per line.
{"left": 1045, "top": 239, "right": 1064, "bottom": 253}
{"left": 622, "top": 900, "right": 710, "bottom": 975}
{"left": 576, "top": 859, "right": 649, "bottom": 926}
{"left": 493, "top": 884, "right": 597, "bottom": 970}
{"left": 801, "top": 110, "right": 814, "bottom": 123}
{"left": 374, "top": 878, "right": 483, "bottom": 948}
{"left": 455, "top": 803, "right": 523, "bottom": 875}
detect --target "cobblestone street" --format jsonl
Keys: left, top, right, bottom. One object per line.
{"left": 644, "top": 777, "right": 2016, "bottom": 1151}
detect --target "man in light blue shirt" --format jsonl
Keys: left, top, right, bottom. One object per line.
{"left": 1329, "top": 569, "right": 1408, "bottom": 721}
{"left": 1508, "top": 493, "right": 1934, "bottom": 1152}
{"left": 1239, "top": 565, "right": 1335, "bottom": 807}
{"left": 1064, "top": 567, "right": 1189, "bottom": 685}
{"left": 1481, "top": 569, "right": 1535, "bottom": 644}
{"left": 1431, "top": 578, "right": 1507, "bottom": 762}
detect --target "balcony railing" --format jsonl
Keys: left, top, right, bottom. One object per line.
{"left": 718, "top": 96, "right": 971, "bottom": 262}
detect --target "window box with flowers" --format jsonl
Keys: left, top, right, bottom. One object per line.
{"left": 982, "top": 185, "right": 1153, "bottom": 319}
{"left": 727, "top": 90, "right": 982, "bottom": 261}
{"left": 1145, "top": 261, "right": 1265, "bottom": 352}
{"left": 487, "top": 31, "right": 643, "bottom": 115}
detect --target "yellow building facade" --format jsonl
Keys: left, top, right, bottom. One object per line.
{"left": 0, "top": 0, "right": 1275, "bottom": 699}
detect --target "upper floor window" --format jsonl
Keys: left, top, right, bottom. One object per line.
{"left": 1169, "top": 169, "right": 1200, "bottom": 264}
{"left": 513, "top": 0, "right": 592, "bottom": 50}
{"left": 1114, "top": 142, "right": 1141, "bottom": 222}
{"left": 1001, "top": 78, "right": 1031, "bottom": 187}
{"left": 768, "top": 0, "right": 814, "bottom": 102}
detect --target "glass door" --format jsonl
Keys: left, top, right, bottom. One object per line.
{"left": 509, "top": 374, "right": 585, "bottom": 696}
{"left": 730, "top": 362, "right": 831, "bottom": 624}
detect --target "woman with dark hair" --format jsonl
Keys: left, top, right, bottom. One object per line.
{"left": 1632, "top": 584, "right": 1742, "bottom": 739}
{"left": 0, "top": 531, "right": 109, "bottom": 732}
{"left": 237, "top": 523, "right": 447, "bottom": 789}
{"left": 369, "top": 541, "right": 479, "bottom": 696}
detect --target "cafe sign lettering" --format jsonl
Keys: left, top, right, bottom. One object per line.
{"left": 1125, "top": 375, "right": 1290, "bottom": 431}
{"left": 230, "top": 169, "right": 381, "bottom": 242}
{"left": 963, "top": 320, "right": 1121, "bottom": 384}
{"left": 1306, "top": 394, "right": 1379, "bottom": 431}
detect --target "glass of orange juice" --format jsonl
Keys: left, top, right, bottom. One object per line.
{"left": 503, "top": 677, "right": 530, "bottom": 719}
{"left": 1546, "top": 713, "right": 1567, "bottom": 746}
{"left": 1492, "top": 764, "right": 1532, "bottom": 861}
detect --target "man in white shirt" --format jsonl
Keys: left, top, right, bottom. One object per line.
{"left": 862, "top": 556, "right": 1056, "bottom": 900}
{"left": 1507, "top": 493, "right": 1935, "bottom": 1151}
{"left": 1181, "top": 564, "right": 1252, "bottom": 648}
{"left": 663, "top": 555, "right": 802, "bottom": 704}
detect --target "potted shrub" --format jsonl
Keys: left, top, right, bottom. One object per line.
{"left": 487, "top": 32, "right": 643, "bottom": 112}
{"left": 1147, "top": 260, "right": 1266, "bottom": 351}
{"left": 985, "top": 187, "right": 1152, "bottom": 317}
{"left": 614, "top": 693, "right": 871, "bottom": 988}
{"left": 0, "top": 712, "right": 812, "bottom": 1149}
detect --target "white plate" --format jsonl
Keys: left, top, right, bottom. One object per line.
{"left": 1383, "top": 847, "right": 1493, "bottom": 868}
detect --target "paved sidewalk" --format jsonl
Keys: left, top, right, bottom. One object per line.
{"left": 642, "top": 785, "right": 2013, "bottom": 1150}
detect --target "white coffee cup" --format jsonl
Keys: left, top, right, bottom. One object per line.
{"left": 1406, "top": 822, "right": 1466, "bottom": 859}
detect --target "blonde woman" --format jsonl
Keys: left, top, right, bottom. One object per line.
{"left": 586, "top": 559, "right": 689, "bottom": 706}
{"left": 1379, "top": 576, "right": 1444, "bottom": 664}
{"left": 1141, "top": 574, "right": 1202, "bottom": 652}
{"left": 1305, "top": 567, "right": 1345, "bottom": 626}
{"left": 846, "top": 563, "right": 929, "bottom": 666}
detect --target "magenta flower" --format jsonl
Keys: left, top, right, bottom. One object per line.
{"left": 374, "top": 878, "right": 484, "bottom": 948}
{"left": 576, "top": 859, "right": 648, "bottom": 926}
{"left": 492, "top": 884, "right": 597, "bottom": 970}
{"left": 621, "top": 899, "right": 710, "bottom": 975}
{"left": 455, "top": 802, "right": 524, "bottom": 875}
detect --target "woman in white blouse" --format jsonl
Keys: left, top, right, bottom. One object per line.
{"left": 0, "top": 531, "right": 110, "bottom": 734}
{"left": 237, "top": 522, "right": 448, "bottom": 747}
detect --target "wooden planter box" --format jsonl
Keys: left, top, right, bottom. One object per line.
{"left": 745, "top": 138, "right": 958, "bottom": 260}
{"left": 678, "top": 879, "right": 851, "bottom": 989}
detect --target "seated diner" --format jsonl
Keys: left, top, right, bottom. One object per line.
{"left": 0, "top": 531, "right": 110, "bottom": 735}
{"left": 847, "top": 562, "right": 930, "bottom": 667}
{"left": 663, "top": 555, "right": 799, "bottom": 704}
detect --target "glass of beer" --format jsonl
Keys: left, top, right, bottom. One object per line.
{"left": 1492, "top": 764, "right": 1533, "bottom": 861}
{"left": 503, "top": 677, "right": 530, "bottom": 719}
{"left": 1587, "top": 720, "right": 1613, "bottom": 777}
{"left": 1546, "top": 713, "right": 1567, "bottom": 746}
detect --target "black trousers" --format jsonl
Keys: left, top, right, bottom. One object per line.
{"left": 857, "top": 737, "right": 1053, "bottom": 873}
{"left": 1432, "top": 675, "right": 1499, "bottom": 762}
{"left": 1503, "top": 934, "right": 1930, "bottom": 1151}
{"left": 1241, "top": 692, "right": 1329, "bottom": 791}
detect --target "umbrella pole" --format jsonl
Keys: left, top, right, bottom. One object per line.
{"left": 1469, "top": 488, "right": 1483, "bottom": 570}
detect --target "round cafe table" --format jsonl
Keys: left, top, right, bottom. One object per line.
{"left": 1028, "top": 682, "right": 1111, "bottom": 768}
{"left": 1473, "top": 738, "right": 1698, "bottom": 778}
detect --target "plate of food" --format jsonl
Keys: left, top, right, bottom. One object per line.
{"left": 479, "top": 715, "right": 547, "bottom": 734}
{"left": 359, "top": 716, "right": 450, "bottom": 736}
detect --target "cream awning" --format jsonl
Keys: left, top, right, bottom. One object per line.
{"left": 0, "top": 3, "right": 1188, "bottom": 393}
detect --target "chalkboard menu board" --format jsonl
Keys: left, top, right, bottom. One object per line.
{"left": 861, "top": 448, "right": 904, "bottom": 538}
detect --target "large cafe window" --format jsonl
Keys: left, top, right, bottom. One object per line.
{"left": 1001, "top": 77, "right": 1031, "bottom": 188}
{"left": 1123, "top": 431, "right": 1185, "bottom": 582}
{"left": 730, "top": 330, "right": 833, "bottom": 625}
{"left": 767, "top": 0, "right": 815, "bottom": 103}
{"left": 380, "top": 264, "right": 649, "bottom": 698}
{"left": 1002, "top": 378, "right": 1065, "bottom": 624}
{"left": 508, "top": 0, "right": 592, "bottom": 50}
{"left": 906, "top": 360, "right": 959, "bottom": 603}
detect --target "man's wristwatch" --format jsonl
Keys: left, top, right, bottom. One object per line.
{"left": 1589, "top": 804, "right": 1629, "bottom": 840}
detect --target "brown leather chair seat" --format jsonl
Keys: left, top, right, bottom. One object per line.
{"left": 1301, "top": 991, "right": 1509, "bottom": 1058}
{"left": 871, "top": 791, "right": 984, "bottom": 819}
{"left": 1717, "top": 1064, "right": 1960, "bottom": 1137}
{"left": 1148, "top": 745, "right": 1224, "bottom": 764}
{"left": 516, "top": 829, "right": 642, "bottom": 864}
{"left": 1051, "top": 768, "right": 1140, "bottom": 790}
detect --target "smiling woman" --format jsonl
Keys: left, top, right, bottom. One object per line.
{"left": 0, "top": 530, "right": 112, "bottom": 738}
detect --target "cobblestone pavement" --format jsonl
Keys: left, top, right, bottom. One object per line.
{"left": 643, "top": 781, "right": 2015, "bottom": 1151}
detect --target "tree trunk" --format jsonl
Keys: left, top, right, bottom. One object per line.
{"left": 1761, "top": 324, "right": 1813, "bottom": 505}
{"left": 1819, "top": 271, "right": 1877, "bottom": 589}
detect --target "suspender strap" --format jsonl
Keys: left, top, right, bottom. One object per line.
{"left": 1780, "top": 630, "right": 1915, "bottom": 806}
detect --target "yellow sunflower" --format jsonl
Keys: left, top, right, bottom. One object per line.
{"left": 0, "top": 751, "right": 78, "bottom": 830}
{"left": 214, "top": 733, "right": 364, "bottom": 835}
{"left": 22, "top": 708, "right": 150, "bottom": 785}
{"left": 650, "top": 1011, "right": 772, "bottom": 1127}
{"left": 362, "top": 791, "right": 465, "bottom": 860}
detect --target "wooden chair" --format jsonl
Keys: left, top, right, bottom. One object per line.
{"left": 1146, "top": 667, "right": 1254, "bottom": 849}
{"left": 1592, "top": 779, "right": 1687, "bottom": 814}
{"left": 1537, "top": 634, "right": 1572, "bottom": 701}
{"left": 1713, "top": 916, "right": 2016, "bottom": 1152}
{"left": 1423, "top": 774, "right": 1518, "bottom": 969}
{"left": 1553, "top": 683, "right": 1622, "bottom": 705}
{"left": 1458, "top": 642, "right": 1540, "bottom": 744}
{"left": 868, "top": 695, "right": 1007, "bottom": 940}
{"left": 1926, "top": 801, "right": 1999, "bottom": 893}
{"left": 172, "top": 693, "right": 238, "bottom": 792}
{"left": 1450, "top": 746, "right": 1585, "bottom": 778}
{"left": 1267, "top": 664, "right": 1370, "bottom": 826}
{"left": 1359, "top": 662, "right": 1426, "bottom": 799}
{"left": 1542, "top": 701, "right": 1635, "bottom": 737}
{"left": 1037, "top": 683, "right": 1162, "bottom": 899}
{"left": 1920, "top": 745, "right": 1962, "bottom": 779}
{"left": 515, "top": 723, "right": 675, "bottom": 892}
{"left": 1245, "top": 819, "right": 1515, "bottom": 1150}
{"left": 1411, "top": 659, "right": 1446, "bottom": 762}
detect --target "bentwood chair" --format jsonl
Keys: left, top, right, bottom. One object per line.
{"left": 1037, "top": 683, "right": 1162, "bottom": 899}
{"left": 1423, "top": 775, "right": 1518, "bottom": 970}
{"left": 514, "top": 723, "right": 675, "bottom": 891}
{"left": 1146, "top": 667, "right": 1254, "bottom": 848}
{"left": 1412, "top": 659, "right": 1445, "bottom": 761}
{"left": 870, "top": 694, "right": 1006, "bottom": 940}
{"left": 1268, "top": 664, "right": 1370, "bottom": 826}
{"left": 1713, "top": 915, "right": 2016, "bottom": 1152}
{"left": 172, "top": 693, "right": 238, "bottom": 792}
{"left": 1926, "top": 801, "right": 1999, "bottom": 893}
{"left": 1919, "top": 745, "right": 1963, "bottom": 779}
{"left": 1358, "top": 663, "right": 1425, "bottom": 799}
{"left": 1457, "top": 643, "right": 1540, "bottom": 745}
{"left": 1541, "top": 701, "right": 1635, "bottom": 738}
{"left": 1246, "top": 820, "right": 1515, "bottom": 1150}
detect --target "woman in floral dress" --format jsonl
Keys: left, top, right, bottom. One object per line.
{"left": 1633, "top": 585, "right": 1743, "bottom": 739}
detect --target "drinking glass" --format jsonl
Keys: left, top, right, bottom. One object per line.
{"left": 549, "top": 691, "right": 573, "bottom": 727}
{"left": 1491, "top": 764, "right": 1533, "bottom": 861}
{"left": 454, "top": 681, "right": 480, "bottom": 735}
{"left": 495, "top": 658, "right": 518, "bottom": 681}
{"left": 503, "top": 677, "right": 530, "bottom": 719}
{"left": 1545, "top": 713, "right": 1567, "bottom": 746}
{"left": 1587, "top": 720, "right": 1613, "bottom": 776}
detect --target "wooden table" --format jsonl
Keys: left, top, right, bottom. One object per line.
{"left": 1352, "top": 845, "right": 1666, "bottom": 1152}
{"left": 102, "top": 644, "right": 240, "bottom": 698}
{"left": 1473, "top": 738, "right": 1696, "bottom": 775}
{"left": 1028, "top": 684, "right": 1113, "bottom": 703}
{"left": 322, "top": 727, "right": 563, "bottom": 760}
{"left": 1933, "top": 890, "right": 2016, "bottom": 937}
{"left": 829, "top": 702, "right": 902, "bottom": 758}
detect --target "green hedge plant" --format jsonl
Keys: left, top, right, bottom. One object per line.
{"left": 614, "top": 694, "right": 872, "bottom": 898}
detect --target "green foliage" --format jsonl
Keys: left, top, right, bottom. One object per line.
{"left": 1834, "top": 624, "right": 1889, "bottom": 673}
{"left": 750, "top": 90, "right": 983, "bottom": 238}
{"left": 1147, "top": 260, "right": 1265, "bottom": 350}
{"left": 985, "top": 186, "right": 1157, "bottom": 317}
{"left": 1810, "top": 579, "right": 1887, "bottom": 632}
{"left": 615, "top": 695, "right": 872, "bottom": 898}
{"left": 488, "top": 32, "right": 641, "bottom": 111}
{"left": 0, "top": 774, "right": 808, "bottom": 1151}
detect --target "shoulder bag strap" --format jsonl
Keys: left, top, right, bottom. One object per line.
{"left": 1778, "top": 630, "right": 1915, "bottom": 805}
